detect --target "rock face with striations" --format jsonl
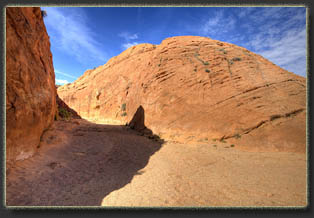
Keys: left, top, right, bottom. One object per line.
{"left": 58, "top": 36, "right": 306, "bottom": 152}
{"left": 6, "top": 7, "right": 56, "bottom": 163}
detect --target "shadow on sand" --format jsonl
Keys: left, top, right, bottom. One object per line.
{"left": 6, "top": 105, "right": 165, "bottom": 206}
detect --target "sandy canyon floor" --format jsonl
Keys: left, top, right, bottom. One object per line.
{"left": 6, "top": 119, "right": 307, "bottom": 207}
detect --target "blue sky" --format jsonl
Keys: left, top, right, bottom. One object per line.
{"left": 41, "top": 7, "right": 306, "bottom": 85}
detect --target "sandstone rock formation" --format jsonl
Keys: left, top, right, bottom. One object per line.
{"left": 57, "top": 36, "right": 306, "bottom": 152}
{"left": 6, "top": 7, "right": 56, "bottom": 163}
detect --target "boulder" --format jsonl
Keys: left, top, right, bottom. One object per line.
{"left": 129, "top": 106, "right": 145, "bottom": 131}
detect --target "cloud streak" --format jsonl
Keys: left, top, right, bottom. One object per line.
{"left": 201, "top": 10, "right": 236, "bottom": 37}
{"left": 258, "top": 28, "right": 306, "bottom": 76}
{"left": 43, "top": 7, "right": 107, "bottom": 64}
{"left": 119, "top": 32, "right": 138, "bottom": 40}
{"left": 55, "top": 79, "right": 69, "bottom": 85}
{"left": 241, "top": 7, "right": 306, "bottom": 76}
{"left": 55, "top": 69, "right": 77, "bottom": 79}
{"left": 196, "top": 7, "right": 306, "bottom": 77}
{"left": 121, "top": 42, "right": 139, "bottom": 50}
{"left": 118, "top": 31, "right": 140, "bottom": 50}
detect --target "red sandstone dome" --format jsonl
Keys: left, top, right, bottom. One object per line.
{"left": 57, "top": 36, "right": 306, "bottom": 153}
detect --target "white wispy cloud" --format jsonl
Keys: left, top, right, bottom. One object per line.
{"left": 118, "top": 32, "right": 139, "bottom": 40}
{"left": 121, "top": 42, "right": 139, "bottom": 50}
{"left": 237, "top": 7, "right": 256, "bottom": 18}
{"left": 56, "top": 79, "right": 69, "bottom": 85}
{"left": 118, "top": 31, "right": 140, "bottom": 50}
{"left": 258, "top": 28, "right": 306, "bottom": 76}
{"left": 244, "top": 7, "right": 285, "bottom": 24}
{"left": 195, "top": 7, "right": 306, "bottom": 77}
{"left": 55, "top": 69, "right": 77, "bottom": 79}
{"left": 43, "top": 7, "right": 107, "bottom": 64}
{"left": 241, "top": 7, "right": 306, "bottom": 77}
{"left": 201, "top": 10, "right": 236, "bottom": 37}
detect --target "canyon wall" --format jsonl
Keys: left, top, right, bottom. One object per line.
{"left": 58, "top": 36, "right": 306, "bottom": 152}
{"left": 6, "top": 7, "right": 56, "bottom": 162}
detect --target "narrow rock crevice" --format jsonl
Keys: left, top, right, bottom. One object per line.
{"left": 243, "top": 120, "right": 268, "bottom": 135}
{"left": 39, "top": 56, "right": 47, "bottom": 74}
{"left": 222, "top": 108, "right": 305, "bottom": 140}
{"left": 242, "top": 108, "right": 305, "bottom": 135}
{"left": 213, "top": 79, "right": 302, "bottom": 107}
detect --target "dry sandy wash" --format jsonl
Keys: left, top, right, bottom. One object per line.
{"left": 6, "top": 119, "right": 307, "bottom": 207}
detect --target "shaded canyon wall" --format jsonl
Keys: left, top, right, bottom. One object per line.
{"left": 6, "top": 7, "right": 57, "bottom": 162}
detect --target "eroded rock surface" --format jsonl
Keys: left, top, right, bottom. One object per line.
{"left": 58, "top": 36, "right": 306, "bottom": 152}
{"left": 6, "top": 7, "right": 56, "bottom": 163}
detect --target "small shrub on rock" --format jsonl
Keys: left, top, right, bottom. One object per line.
{"left": 220, "top": 138, "right": 227, "bottom": 143}
{"left": 219, "top": 48, "right": 227, "bottom": 54}
{"left": 58, "top": 107, "right": 71, "bottom": 120}
{"left": 232, "top": 57, "right": 242, "bottom": 62}
{"left": 121, "top": 103, "right": 126, "bottom": 111}
{"left": 234, "top": 133, "right": 241, "bottom": 139}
